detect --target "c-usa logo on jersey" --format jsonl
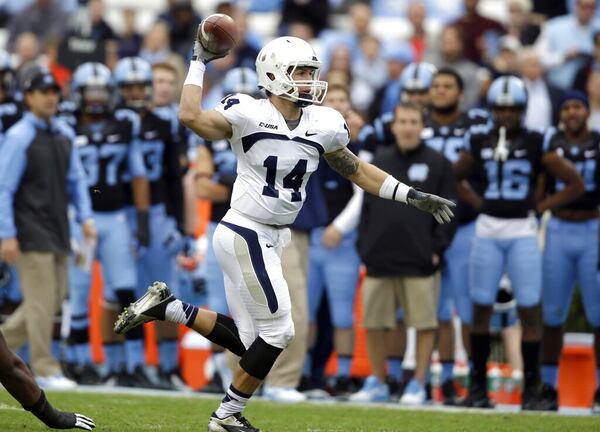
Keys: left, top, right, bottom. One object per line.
{"left": 408, "top": 163, "right": 429, "bottom": 182}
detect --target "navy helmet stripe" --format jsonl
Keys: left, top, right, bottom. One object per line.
{"left": 241, "top": 131, "right": 325, "bottom": 155}
{"left": 219, "top": 221, "right": 279, "bottom": 314}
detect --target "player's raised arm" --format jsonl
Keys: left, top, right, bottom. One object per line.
{"left": 324, "top": 146, "right": 455, "bottom": 224}
{"left": 179, "top": 21, "right": 234, "bottom": 141}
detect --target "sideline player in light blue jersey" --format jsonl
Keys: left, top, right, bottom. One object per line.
{"left": 114, "top": 57, "right": 189, "bottom": 390}
{"left": 68, "top": 62, "right": 152, "bottom": 387}
{"left": 538, "top": 90, "right": 600, "bottom": 412}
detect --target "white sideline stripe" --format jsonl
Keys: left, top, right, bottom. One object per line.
{"left": 26, "top": 386, "right": 594, "bottom": 417}
{"left": 0, "top": 403, "right": 23, "bottom": 411}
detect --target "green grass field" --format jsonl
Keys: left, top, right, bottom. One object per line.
{"left": 1, "top": 389, "right": 599, "bottom": 432}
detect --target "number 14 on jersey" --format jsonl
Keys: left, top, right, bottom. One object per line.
{"left": 262, "top": 155, "right": 308, "bottom": 202}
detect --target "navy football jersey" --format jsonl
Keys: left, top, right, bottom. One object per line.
{"left": 0, "top": 99, "right": 22, "bottom": 136}
{"left": 75, "top": 111, "right": 145, "bottom": 212}
{"left": 139, "top": 111, "right": 182, "bottom": 209}
{"left": 465, "top": 124, "right": 548, "bottom": 218}
{"left": 546, "top": 129, "right": 600, "bottom": 212}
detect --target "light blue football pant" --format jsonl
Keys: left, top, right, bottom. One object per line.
{"left": 470, "top": 234, "right": 541, "bottom": 308}
{"left": 307, "top": 227, "right": 360, "bottom": 329}
{"left": 542, "top": 217, "right": 600, "bottom": 327}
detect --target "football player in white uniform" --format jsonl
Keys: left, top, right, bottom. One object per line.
{"left": 114, "top": 29, "right": 455, "bottom": 432}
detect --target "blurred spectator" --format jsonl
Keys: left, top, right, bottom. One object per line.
{"left": 6, "top": 0, "right": 68, "bottom": 52}
{"left": 425, "top": 25, "right": 481, "bottom": 109}
{"left": 506, "top": 0, "right": 540, "bottom": 46}
{"left": 158, "top": 0, "right": 202, "bottom": 58}
{"left": 451, "top": 0, "right": 504, "bottom": 63}
{"left": 489, "top": 35, "right": 522, "bottom": 76}
{"left": 58, "top": 0, "right": 117, "bottom": 70}
{"left": 118, "top": 9, "right": 143, "bottom": 59}
{"left": 407, "top": 1, "right": 433, "bottom": 62}
{"left": 588, "top": 70, "right": 600, "bottom": 128}
{"left": 68, "top": 0, "right": 115, "bottom": 44}
{"left": 326, "top": 44, "right": 353, "bottom": 77}
{"left": 227, "top": 5, "right": 262, "bottom": 70}
{"left": 368, "top": 44, "right": 413, "bottom": 121}
{"left": 519, "top": 48, "right": 561, "bottom": 130}
{"left": 1, "top": 0, "right": 80, "bottom": 15}
{"left": 535, "top": 0, "right": 600, "bottom": 89}
{"left": 13, "top": 33, "right": 41, "bottom": 72}
{"left": 321, "top": 2, "right": 372, "bottom": 71}
{"left": 352, "top": 34, "right": 387, "bottom": 112}
{"left": 573, "top": 31, "right": 600, "bottom": 92}
{"left": 245, "top": 0, "right": 283, "bottom": 13}
{"left": 532, "top": 0, "right": 567, "bottom": 19}
{"left": 280, "top": 0, "right": 330, "bottom": 37}
{"left": 139, "top": 21, "right": 185, "bottom": 88}
{"left": 351, "top": 102, "right": 455, "bottom": 405}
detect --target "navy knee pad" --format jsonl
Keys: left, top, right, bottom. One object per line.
{"left": 239, "top": 336, "right": 283, "bottom": 380}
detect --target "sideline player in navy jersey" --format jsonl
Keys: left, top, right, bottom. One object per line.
{"left": 0, "top": 50, "right": 23, "bottom": 323}
{"left": 537, "top": 90, "right": 600, "bottom": 412}
{"left": 0, "top": 50, "right": 22, "bottom": 135}
{"left": 193, "top": 67, "right": 263, "bottom": 393}
{"left": 113, "top": 57, "right": 186, "bottom": 390}
{"left": 360, "top": 62, "right": 437, "bottom": 160}
{"left": 425, "top": 68, "right": 489, "bottom": 405}
{"left": 454, "top": 76, "right": 584, "bottom": 410}
{"left": 304, "top": 84, "right": 363, "bottom": 396}
{"left": 114, "top": 31, "right": 455, "bottom": 431}
{"left": 68, "top": 62, "right": 152, "bottom": 387}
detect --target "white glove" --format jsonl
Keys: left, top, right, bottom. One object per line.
{"left": 73, "top": 413, "right": 96, "bottom": 430}
{"left": 407, "top": 188, "right": 456, "bottom": 224}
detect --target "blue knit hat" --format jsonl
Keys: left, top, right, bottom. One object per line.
{"left": 559, "top": 90, "right": 589, "bottom": 110}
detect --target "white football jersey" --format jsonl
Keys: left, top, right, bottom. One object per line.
{"left": 215, "top": 93, "right": 350, "bottom": 225}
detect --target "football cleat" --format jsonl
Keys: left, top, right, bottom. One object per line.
{"left": 208, "top": 412, "right": 260, "bottom": 432}
{"left": 114, "top": 281, "right": 174, "bottom": 334}
{"left": 537, "top": 383, "right": 558, "bottom": 411}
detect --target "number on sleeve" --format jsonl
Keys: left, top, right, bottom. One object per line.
{"left": 221, "top": 94, "right": 240, "bottom": 111}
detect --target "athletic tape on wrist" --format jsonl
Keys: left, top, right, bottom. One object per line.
{"left": 379, "top": 175, "right": 410, "bottom": 203}
{"left": 183, "top": 61, "right": 206, "bottom": 87}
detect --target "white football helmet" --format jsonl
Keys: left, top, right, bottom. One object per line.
{"left": 256, "top": 36, "right": 327, "bottom": 106}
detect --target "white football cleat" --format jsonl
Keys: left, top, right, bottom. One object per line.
{"left": 208, "top": 412, "right": 260, "bottom": 432}
{"left": 114, "top": 281, "right": 174, "bottom": 334}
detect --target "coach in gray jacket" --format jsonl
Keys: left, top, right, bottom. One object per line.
{"left": 0, "top": 72, "right": 95, "bottom": 388}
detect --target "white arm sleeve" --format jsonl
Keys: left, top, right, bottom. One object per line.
{"left": 331, "top": 182, "right": 364, "bottom": 235}
{"left": 330, "top": 141, "right": 375, "bottom": 234}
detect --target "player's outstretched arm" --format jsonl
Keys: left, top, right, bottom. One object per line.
{"left": 324, "top": 147, "right": 455, "bottom": 224}
{"left": 538, "top": 151, "right": 585, "bottom": 213}
{"left": 179, "top": 30, "right": 233, "bottom": 141}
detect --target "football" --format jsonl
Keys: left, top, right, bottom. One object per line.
{"left": 198, "top": 13, "right": 237, "bottom": 54}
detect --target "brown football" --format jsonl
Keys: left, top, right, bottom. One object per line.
{"left": 198, "top": 14, "right": 237, "bottom": 54}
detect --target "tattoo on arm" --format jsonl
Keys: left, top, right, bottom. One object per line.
{"left": 324, "top": 148, "right": 360, "bottom": 178}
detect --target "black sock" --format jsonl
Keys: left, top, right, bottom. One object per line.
{"left": 522, "top": 340, "right": 540, "bottom": 391}
{"left": 24, "top": 391, "right": 76, "bottom": 429}
{"left": 470, "top": 333, "right": 491, "bottom": 391}
{"left": 206, "top": 313, "right": 246, "bottom": 357}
